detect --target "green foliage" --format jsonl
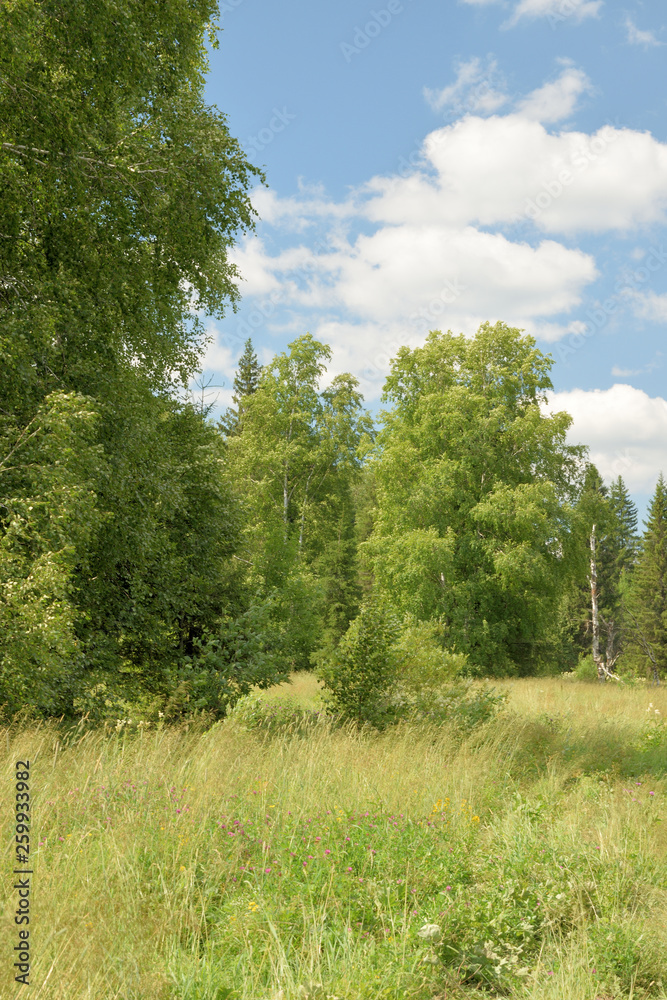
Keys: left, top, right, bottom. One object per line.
{"left": 0, "top": 0, "right": 261, "bottom": 718}
{"left": 0, "top": 392, "right": 105, "bottom": 715}
{"left": 225, "top": 692, "right": 325, "bottom": 736}
{"left": 316, "top": 599, "right": 403, "bottom": 726}
{"left": 0, "top": 0, "right": 262, "bottom": 407}
{"left": 573, "top": 653, "right": 599, "bottom": 682}
{"left": 397, "top": 680, "right": 507, "bottom": 731}
{"left": 364, "top": 322, "right": 583, "bottom": 676}
{"left": 625, "top": 473, "right": 667, "bottom": 682}
{"left": 391, "top": 617, "right": 466, "bottom": 692}
{"left": 266, "top": 569, "right": 327, "bottom": 673}
{"left": 218, "top": 338, "right": 262, "bottom": 437}
{"left": 225, "top": 333, "right": 372, "bottom": 664}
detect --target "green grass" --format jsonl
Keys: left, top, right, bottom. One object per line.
{"left": 1, "top": 676, "right": 666, "bottom": 999}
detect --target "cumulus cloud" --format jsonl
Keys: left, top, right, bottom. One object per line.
{"left": 459, "top": 0, "right": 602, "bottom": 25}
{"left": 516, "top": 67, "right": 593, "bottom": 123}
{"left": 548, "top": 385, "right": 667, "bottom": 493}
{"left": 214, "top": 64, "right": 667, "bottom": 403}
{"left": 367, "top": 113, "right": 667, "bottom": 234}
{"left": 624, "top": 16, "right": 663, "bottom": 47}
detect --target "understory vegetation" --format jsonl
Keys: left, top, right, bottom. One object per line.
{"left": 0, "top": 675, "right": 665, "bottom": 1000}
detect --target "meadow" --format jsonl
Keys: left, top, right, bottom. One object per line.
{"left": 1, "top": 675, "right": 665, "bottom": 1000}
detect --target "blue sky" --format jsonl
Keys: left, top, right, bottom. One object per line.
{"left": 198, "top": 0, "right": 667, "bottom": 520}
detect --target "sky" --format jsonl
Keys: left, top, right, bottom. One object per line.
{"left": 198, "top": 0, "right": 667, "bottom": 521}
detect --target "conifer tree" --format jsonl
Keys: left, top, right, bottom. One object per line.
{"left": 626, "top": 473, "right": 667, "bottom": 682}
{"left": 609, "top": 475, "right": 640, "bottom": 576}
{"left": 219, "top": 339, "right": 262, "bottom": 436}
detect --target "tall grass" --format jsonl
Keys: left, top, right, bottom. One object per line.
{"left": 0, "top": 677, "right": 665, "bottom": 999}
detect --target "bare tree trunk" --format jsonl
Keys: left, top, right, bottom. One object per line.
{"left": 590, "top": 524, "right": 606, "bottom": 682}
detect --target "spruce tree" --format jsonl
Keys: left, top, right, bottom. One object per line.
{"left": 218, "top": 339, "right": 262, "bottom": 436}
{"left": 609, "top": 475, "right": 640, "bottom": 576}
{"left": 626, "top": 473, "right": 667, "bottom": 682}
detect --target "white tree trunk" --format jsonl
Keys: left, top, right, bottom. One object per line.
{"left": 590, "top": 524, "right": 606, "bottom": 682}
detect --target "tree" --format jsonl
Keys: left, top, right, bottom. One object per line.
{"left": 566, "top": 469, "right": 642, "bottom": 680}
{"left": 0, "top": 0, "right": 262, "bottom": 414}
{"left": 625, "top": 474, "right": 667, "bottom": 683}
{"left": 0, "top": 0, "right": 264, "bottom": 716}
{"left": 316, "top": 599, "right": 403, "bottom": 727}
{"left": 609, "top": 475, "right": 640, "bottom": 576}
{"left": 218, "top": 338, "right": 262, "bottom": 437}
{"left": 226, "top": 334, "right": 372, "bottom": 665}
{"left": 0, "top": 393, "right": 105, "bottom": 716}
{"left": 363, "top": 322, "right": 584, "bottom": 675}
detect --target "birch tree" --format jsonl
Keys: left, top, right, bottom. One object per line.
{"left": 364, "top": 322, "right": 583, "bottom": 675}
{"left": 225, "top": 334, "right": 372, "bottom": 661}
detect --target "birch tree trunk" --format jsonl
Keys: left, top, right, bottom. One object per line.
{"left": 590, "top": 524, "right": 606, "bottom": 682}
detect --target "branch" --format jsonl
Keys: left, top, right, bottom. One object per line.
{"left": 1, "top": 143, "right": 168, "bottom": 175}
{"left": 0, "top": 414, "right": 43, "bottom": 473}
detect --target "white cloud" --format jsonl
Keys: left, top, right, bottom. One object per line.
{"left": 548, "top": 385, "right": 667, "bottom": 493}
{"left": 366, "top": 113, "right": 667, "bottom": 234}
{"left": 460, "top": 0, "right": 602, "bottom": 25}
{"left": 624, "top": 16, "right": 663, "bottom": 48}
{"left": 424, "top": 57, "right": 508, "bottom": 116}
{"left": 331, "top": 225, "right": 595, "bottom": 322}
{"left": 221, "top": 66, "right": 667, "bottom": 401}
{"left": 629, "top": 291, "right": 667, "bottom": 322}
{"left": 508, "top": 0, "right": 602, "bottom": 25}
{"left": 516, "top": 67, "right": 593, "bottom": 123}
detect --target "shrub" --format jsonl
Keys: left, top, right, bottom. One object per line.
{"left": 574, "top": 653, "right": 598, "bottom": 682}
{"left": 390, "top": 616, "right": 466, "bottom": 692}
{"left": 225, "top": 692, "right": 325, "bottom": 736}
{"left": 315, "top": 599, "right": 403, "bottom": 727}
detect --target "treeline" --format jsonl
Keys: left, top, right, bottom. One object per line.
{"left": 221, "top": 328, "right": 666, "bottom": 702}
{"left": 1, "top": 2, "right": 664, "bottom": 723}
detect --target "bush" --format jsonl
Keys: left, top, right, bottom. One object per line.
{"left": 573, "top": 653, "right": 598, "bottom": 682}
{"left": 392, "top": 679, "right": 506, "bottom": 731}
{"left": 315, "top": 599, "right": 403, "bottom": 727}
{"left": 225, "top": 692, "right": 326, "bottom": 735}
{"left": 390, "top": 616, "right": 467, "bottom": 692}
